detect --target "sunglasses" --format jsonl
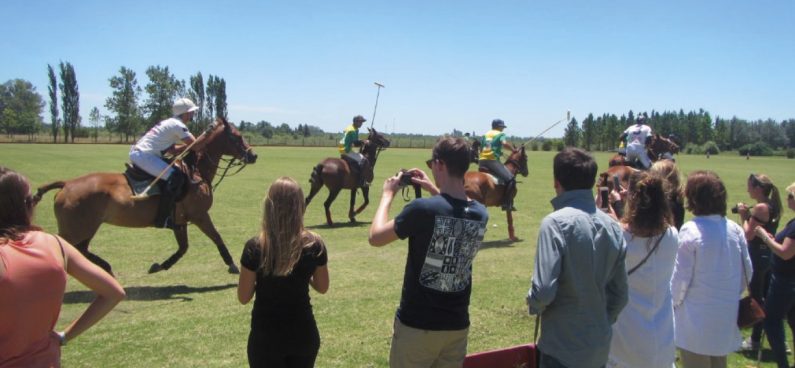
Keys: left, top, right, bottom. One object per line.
{"left": 749, "top": 174, "right": 763, "bottom": 188}
{"left": 425, "top": 158, "right": 438, "bottom": 169}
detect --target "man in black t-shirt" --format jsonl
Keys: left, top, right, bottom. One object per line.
{"left": 369, "top": 137, "right": 489, "bottom": 368}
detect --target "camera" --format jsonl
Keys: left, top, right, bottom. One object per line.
{"left": 398, "top": 169, "right": 416, "bottom": 187}
{"left": 731, "top": 203, "right": 745, "bottom": 214}
{"left": 599, "top": 186, "right": 610, "bottom": 209}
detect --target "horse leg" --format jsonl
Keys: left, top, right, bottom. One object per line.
{"left": 354, "top": 186, "right": 370, "bottom": 215}
{"left": 149, "top": 224, "right": 189, "bottom": 273}
{"left": 324, "top": 187, "right": 342, "bottom": 226}
{"left": 348, "top": 188, "right": 358, "bottom": 223}
{"left": 305, "top": 173, "right": 323, "bottom": 208}
{"left": 191, "top": 213, "right": 239, "bottom": 274}
{"left": 506, "top": 210, "right": 518, "bottom": 242}
{"left": 74, "top": 239, "right": 114, "bottom": 276}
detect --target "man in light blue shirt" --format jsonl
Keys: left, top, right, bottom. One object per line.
{"left": 526, "top": 147, "right": 628, "bottom": 368}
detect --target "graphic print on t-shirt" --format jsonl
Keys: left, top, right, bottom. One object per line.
{"left": 419, "top": 215, "right": 486, "bottom": 292}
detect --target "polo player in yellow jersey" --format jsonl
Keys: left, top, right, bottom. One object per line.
{"left": 339, "top": 115, "right": 368, "bottom": 188}
{"left": 479, "top": 119, "right": 517, "bottom": 211}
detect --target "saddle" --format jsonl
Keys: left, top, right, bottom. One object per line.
{"left": 477, "top": 167, "right": 504, "bottom": 186}
{"left": 123, "top": 162, "right": 191, "bottom": 200}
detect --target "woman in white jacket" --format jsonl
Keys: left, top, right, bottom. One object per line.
{"left": 671, "top": 170, "right": 752, "bottom": 368}
{"left": 608, "top": 171, "right": 679, "bottom": 368}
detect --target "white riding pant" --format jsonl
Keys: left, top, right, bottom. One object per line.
{"left": 129, "top": 148, "right": 174, "bottom": 179}
{"left": 625, "top": 142, "right": 651, "bottom": 169}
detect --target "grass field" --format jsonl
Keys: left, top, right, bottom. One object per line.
{"left": 1, "top": 143, "right": 793, "bottom": 367}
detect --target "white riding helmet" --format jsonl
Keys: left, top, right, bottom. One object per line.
{"left": 172, "top": 98, "right": 199, "bottom": 116}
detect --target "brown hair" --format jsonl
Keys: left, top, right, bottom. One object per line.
{"left": 622, "top": 171, "right": 671, "bottom": 237}
{"left": 685, "top": 170, "right": 727, "bottom": 216}
{"left": 257, "top": 177, "right": 322, "bottom": 276}
{"left": 650, "top": 160, "right": 684, "bottom": 207}
{"left": 750, "top": 173, "right": 783, "bottom": 225}
{"left": 553, "top": 148, "right": 597, "bottom": 190}
{"left": 432, "top": 137, "right": 471, "bottom": 178}
{"left": 0, "top": 166, "right": 40, "bottom": 243}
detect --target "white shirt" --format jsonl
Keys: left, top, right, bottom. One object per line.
{"left": 608, "top": 227, "right": 678, "bottom": 368}
{"left": 133, "top": 117, "right": 191, "bottom": 155}
{"left": 623, "top": 124, "right": 652, "bottom": 145}
{"left": 671, "top": 215, "right": 752, "bottom": 356}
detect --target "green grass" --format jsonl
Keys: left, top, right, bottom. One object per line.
{"left": 1, "top": 143, "right": 792, "bottom": 367}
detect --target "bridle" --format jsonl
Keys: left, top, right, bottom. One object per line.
{"left": 200, "top": 123, "right": 253, "bottom": 191}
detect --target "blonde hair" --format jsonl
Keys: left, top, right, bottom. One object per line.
{"left": 650, "top": 160, "right": 684, "bottom": 206}
{"left": 622, "top": 171, "right": 672, "bottom": 238}
{"left": 258, "top": 177, "right": 321, "bottom": 276}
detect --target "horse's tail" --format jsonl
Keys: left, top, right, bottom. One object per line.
{"left": 309, "top": 164, "right": 324, "bottom": 186}
{"left": 33, "top": 181, "right": 66, "bottom": 205}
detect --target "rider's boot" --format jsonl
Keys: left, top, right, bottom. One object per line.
{"left": 154, "top": 172, "right": 185, "bottom": 229}
{"left": 501, "top": 178, "right": 517, "bottom": 212}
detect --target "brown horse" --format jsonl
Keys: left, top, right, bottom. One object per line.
{"left": 33, "top": 118, "right": 257, "bottom": 275}
{"left": 305, "top": 128, "right": 390, "bottom": 226}
{"left": 464, "top": 145, "right": 529, "bottom": 241}
{"left": 609, "top": 133, "right": 680, "bottom": 168}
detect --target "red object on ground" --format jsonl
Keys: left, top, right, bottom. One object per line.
{"left": 462, "top": 343, "right": 537, "bottom": 368}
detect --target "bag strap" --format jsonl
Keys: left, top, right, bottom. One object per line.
{"left": 627, "top": 234, "right": 664, "bottom": 276}
{"left": 53, "top": 234, "right": 67, "bottom": 269}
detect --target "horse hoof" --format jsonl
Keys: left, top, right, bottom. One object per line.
{"left": 509, "top": 237, "right": 519, "bottom": 242}
{"left": 148, "top": 263, "right": 163, "bottom": 274}
{"left": 349, "top": 218, "right": 357, "bottom": 223}
{"left": 228, "top": 263, "right": 240, "bottom": 274}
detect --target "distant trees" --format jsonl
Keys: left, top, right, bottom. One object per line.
{"left": 563, "top": 117, "right": 581, "bottom": 147}
{"left": 105, "top": 66, "right": 142, "bottom": 142}
{"left": 206, "top": 75, "right": 227, "bottom": 121}
{"left": 188, "top": 72, "right": 206, "bottom": 132}
{"left": 59, "top": 61, "right": 80, "bottom": 143}
{"left": 47, "top": 65, "right": 59, "bottom": 143}
{"left": 0, "top": 79, "right": 44, "bottom": 139}
{"left": 143, "top": 65, "right": 184, "bottom": 127}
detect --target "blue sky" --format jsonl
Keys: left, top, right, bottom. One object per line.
{"left": 2, "top": 0, "right": 793, "bottom": 137}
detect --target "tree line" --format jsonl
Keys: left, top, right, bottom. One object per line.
{"left": 562, "top": 109, "right": 795, "bottom": 155}
{"left": 2, "top": 67, "right": 794, "bottom": 153}
{"left": 0, "top": 62, "right": 228, "bottom": 143}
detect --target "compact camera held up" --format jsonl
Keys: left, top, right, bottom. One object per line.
{"left": 398, "top": 169, "right": 416, "bottom": 187}
{"left": 731, "top": 203, "right": 747, "bottom": 214}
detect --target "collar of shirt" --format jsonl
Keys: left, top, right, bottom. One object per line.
{"left": 550, "top": 189, "right": 597, "bottom": 212}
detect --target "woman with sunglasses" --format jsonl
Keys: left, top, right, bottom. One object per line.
{"left": 756, "top": 183, "right": 795, "bottom": 368}
{"left": 0, "top": 166, "right": 125, "bottom": 367}
{"left": 736, "top": 173, "right": 783, "bottom": 351}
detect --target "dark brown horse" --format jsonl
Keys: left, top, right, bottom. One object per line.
{"left": 464, "top": 145, "right": 528, "bottom": 241}
{"left": 33, "top": 118, "right": 257, "bottom": 274}
{"left": 305, "top": 128, "right": 390, "bottom": 226}
{"left": 609, "top": 133, "right": 680, "bottom": 168}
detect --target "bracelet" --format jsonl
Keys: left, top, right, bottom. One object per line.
{"left": 57, "top": 331, "right": 66, "bottom": 346}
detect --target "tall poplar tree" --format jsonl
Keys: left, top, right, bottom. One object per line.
{"left": 47, "top": 64, "right": 59, "bottom": 143}
{"left": 59, "top": 61, "right": 80, "bottom": 143}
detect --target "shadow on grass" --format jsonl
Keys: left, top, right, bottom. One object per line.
{"left": 480, "top": 238, "right": 523, "bottom": 250}
{"left": 738, "top": 347, "right": 775, "bottom": 363}
{"left": 63, "top": 283, "right": 237, "bottom": 304}
{"left": 306, "top": 221, "right": 372, "bottom": 230}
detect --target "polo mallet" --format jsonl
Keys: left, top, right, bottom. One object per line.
{"left": 524, "top": 110, "right": 571, "bottom": 146}
{"left": 370, "top": 82, "right": 385, "bottom": 129}
{"left": 131, "top": 129, "right": 209, "bottom": 199}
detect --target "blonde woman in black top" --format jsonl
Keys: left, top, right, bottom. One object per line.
{"left": 237, "top": 177, "right": 329, "bottom": 368}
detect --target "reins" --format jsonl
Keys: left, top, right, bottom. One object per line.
{"left": 202, "top": 146, "right": 252, "bottom": 192}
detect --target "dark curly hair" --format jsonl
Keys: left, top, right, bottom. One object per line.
{"left": 0, "top": 166, "right": 41, "bottom": 242}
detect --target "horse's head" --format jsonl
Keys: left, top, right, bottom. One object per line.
{"left": 649, "top": 133, "right": 679, "bottom": 158}
{"left": 204, "top": 118, "right": 258, "bottom": 164}
{"left": 367, "top": 128, "right": 391, "bottom": 149}
{"left": 505, "top": 145, "right": 528, "bottom": 177}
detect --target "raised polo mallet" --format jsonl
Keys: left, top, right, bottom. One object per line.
{"left": 524, "top": 110, "right": 571, "bottom": 145}
{"left": 370, "top": 82, "right": 385, "bottom": 129}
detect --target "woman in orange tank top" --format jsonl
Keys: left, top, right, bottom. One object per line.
{"left": 0, "top": 167, "right": 125, "bottom": 367}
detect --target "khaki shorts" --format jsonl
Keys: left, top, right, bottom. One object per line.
{"left": 389, "top": 318, "right": 469, "bottom": 368}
